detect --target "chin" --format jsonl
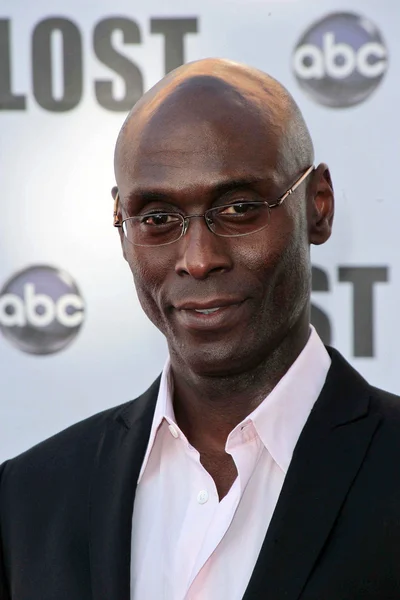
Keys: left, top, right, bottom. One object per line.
{"left": 173, "top": 338, "right": 259, "bottom": 378}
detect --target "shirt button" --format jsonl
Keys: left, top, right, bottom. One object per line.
{"left": 197, "top": 490, "right": 209, "bottom": 504}
{"left": 168, "top": 424, "right": 179, "bottom": 439}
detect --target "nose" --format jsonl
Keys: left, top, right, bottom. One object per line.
{"left": 175, "top": 217, "right": 233, "bottom": 280}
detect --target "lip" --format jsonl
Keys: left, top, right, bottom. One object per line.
{"left": 175, "top": 298, "right": 244, "bottom": 311}
{"left": 174, "top": 299, "right": 247, "bottom": 332}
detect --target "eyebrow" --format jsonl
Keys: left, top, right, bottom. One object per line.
{"left": 125, "top": 176, "right": 270, "bottom": 206}
{"left": 212, "top": 177, "right": 268, "bottom": 196}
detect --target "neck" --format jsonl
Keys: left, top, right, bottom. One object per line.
{"left": 170, "top": 317, "right": 310, "bottom": 452}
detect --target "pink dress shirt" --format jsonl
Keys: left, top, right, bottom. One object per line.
{"left": 131, "top": 326, "right": 331, "bottom": 600}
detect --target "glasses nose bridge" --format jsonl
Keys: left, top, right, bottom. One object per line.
{"left": 182, "top": 213, "right": 214, "bottom": 237}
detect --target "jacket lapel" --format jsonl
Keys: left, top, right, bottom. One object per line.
{"left": 243, "top": 348, "right": 381, "bottom": 600}
{"left": 89, "top": 377, "right": 160, "bottom": 600}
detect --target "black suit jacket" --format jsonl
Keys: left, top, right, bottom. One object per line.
{"left": 1, "top": 347, "right": 400, "bottom": 599}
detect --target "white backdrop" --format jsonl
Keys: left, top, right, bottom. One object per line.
{"left": 1, "top": 0, "right": 398, "bottom": 462}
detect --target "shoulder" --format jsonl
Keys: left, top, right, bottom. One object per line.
{"left": 0, "top": 402, "right": 127, "bottom": 492}
{"left": 369, "top": 385, "right": 400, "bottom": 426}
{"left": 324, "top": 346, "right": 400, "bottom": 436}
{"left": 342, "top": 363, "right": 400, "bottom": 447}
{"left": 0, "top": 376, "right": 160, "bottom": 488}
{"left": 327, "top": 346, "right": 400, "bottom": 411}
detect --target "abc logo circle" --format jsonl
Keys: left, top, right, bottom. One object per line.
{"left": 0, "top": 266, "right": 85, "bottom": 355}
{"left": 292, "top": 12, "right": 388, "bottom": 108}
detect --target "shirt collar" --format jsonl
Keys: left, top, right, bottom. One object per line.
{"left": 138, "top": 357, "right": 174, "bottom": 482}
{"left": 228, "top": 326, "right": 331, "bottom": 473}
{"left": 138, "top": 326, "right": 331, "bottom": 482}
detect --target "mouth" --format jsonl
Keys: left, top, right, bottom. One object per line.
{"left": 175, "top": 298, "right": 244, "bottom": 311}
{"left": 173, "top": 299, "right": 247, "bottom": 332}
{"left": 193, "top": 307, "right": 222, "bottom": 315}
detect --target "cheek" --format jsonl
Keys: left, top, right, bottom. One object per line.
{"left": 124, "top": 245, "right": 170, "bottom": 328}
{"left": 249, "top": 211, "right": 310, "bottom": 307}
{"left": 271, "top": 221, "right": 311, "bottom": 312}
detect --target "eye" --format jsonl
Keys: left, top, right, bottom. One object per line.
{"left": 140, "top": 213, "right": 181, "bottom": 226}
{"left": 218, "top": 202, "right": 261, "bottom": 216}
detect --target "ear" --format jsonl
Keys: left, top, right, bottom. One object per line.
{"left": 308, "top": 163, "right": 334, "bottom": 245}
{"left": 111, "top": 186, "right": 127, "bottom": 261}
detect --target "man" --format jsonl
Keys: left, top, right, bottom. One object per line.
{"left": 1, "top": 58, "right": 400, "bottom": 600}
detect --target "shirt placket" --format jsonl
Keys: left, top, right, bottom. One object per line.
{"left": 185, "top": 423, "right": 262, "bottom": 599}
{"left": 169, "top": 432, "right": 219, "bottom": 600}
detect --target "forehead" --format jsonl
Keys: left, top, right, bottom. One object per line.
{"left": 116, "top": 78, "right": 288, "bottom": 198}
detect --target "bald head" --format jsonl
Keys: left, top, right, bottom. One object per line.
{"left": 114, "top": 58, "right": 314, "bottom": 183}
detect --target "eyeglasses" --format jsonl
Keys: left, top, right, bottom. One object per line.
{"left": 113, "top": 165, "right": 314, "bottom": 247}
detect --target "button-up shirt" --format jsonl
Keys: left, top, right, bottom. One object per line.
{"left": 131, "top": 326, "right": 331, "bottom": 600}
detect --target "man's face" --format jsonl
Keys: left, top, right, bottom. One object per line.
{"left": 115, "top": 87, "right": 312, "bottom": 376}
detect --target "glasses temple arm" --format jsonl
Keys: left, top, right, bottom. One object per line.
{"left": 269, "top": 164, "right": 314, "bottom": 208}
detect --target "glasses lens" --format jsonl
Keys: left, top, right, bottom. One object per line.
{"left": 123, "top": 214, "right": 183, "bottom": 246}
{"left": 208, "top": 202, "right": 270, "bottom": 237}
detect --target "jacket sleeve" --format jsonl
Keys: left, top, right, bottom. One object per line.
{"left": 0, "top": 461, "right": 11, "bottom": 600}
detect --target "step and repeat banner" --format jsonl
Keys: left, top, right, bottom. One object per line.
{"left": 0, "top": 0, "right": 398, "bottom": 461}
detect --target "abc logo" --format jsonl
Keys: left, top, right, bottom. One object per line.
{"left": 292, "top": 12, "right": 388, "bottom": 108}
{"left": 0, "top": 265, "right": 85, "bottom": 355}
